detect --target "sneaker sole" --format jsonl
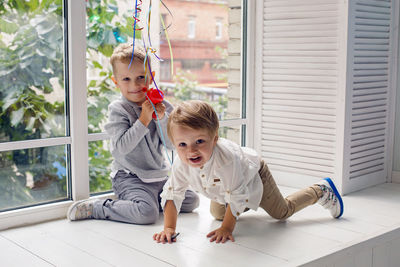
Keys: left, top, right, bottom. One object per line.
{"left": 324, "top": 177, "right": 344, "bottom": 218}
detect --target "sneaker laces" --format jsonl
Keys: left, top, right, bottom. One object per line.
{"left": 76, "top": 202, "right": 93, "bottom": 219}
{"left": 318, "top": 185, "right": 337, "bottom": 210}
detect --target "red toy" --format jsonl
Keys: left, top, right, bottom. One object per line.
{"left": 143, "top": 87, "right": 164, "bottom": 119}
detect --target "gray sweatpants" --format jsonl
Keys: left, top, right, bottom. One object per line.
{"left": 92, "top": 170, "right": 199, "bottom": 224}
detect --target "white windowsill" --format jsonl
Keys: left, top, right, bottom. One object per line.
{"left": 1, "top": 183, "right": 400, "bottom": 266}
{"left": 0, "top": 193, "right": 115, "bottom": 231}
{"left": 392, "top": 171, "right": 400, "bottom": 183}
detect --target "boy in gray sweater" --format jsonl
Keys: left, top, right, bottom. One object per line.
{"left": 67, "top": 43, "right": 199, "bottom": 224}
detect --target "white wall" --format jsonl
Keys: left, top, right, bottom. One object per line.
{"left": 393, "top": 49, "right": 400, "bottom": 181}
{"left": 392, "top": 20, "right": 400, "bottom": 183}
{"left": 394, "top": 50, "right": 400, "bottom": 172}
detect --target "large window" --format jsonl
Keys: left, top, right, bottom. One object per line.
{"left": 86, "top": 0, "right": 246, "bottom": 195}
{"left": 0, "top": 0, "right": 247, "bottom": 220}
{"left": 159, "top": 0, "right": 243, "bottom": 123}
{"left": 0, "top": 1, "right": 68, "bottom": 212}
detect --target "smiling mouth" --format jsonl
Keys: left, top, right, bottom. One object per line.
{"left": 129, "top": 90, "right": 143, "bottom": 94}
{"left": 189, "top": 156, "right": 202, "bottom": 163}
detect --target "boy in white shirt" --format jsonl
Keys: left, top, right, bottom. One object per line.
{"left": 153, "top": 100, "right": 344, "bottom": 244}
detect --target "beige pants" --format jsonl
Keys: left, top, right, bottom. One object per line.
{"left": 210, "top": 160, "right": 323, "bottom": 221}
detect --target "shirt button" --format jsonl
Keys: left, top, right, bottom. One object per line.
{"left": 200, "top": 166, "right": 204, "bottom": 169}
{"left": 212, "top": 184, "right": 216, "bottom": 186}
{"left": 201, "top": 174, "right": 205, "bottom": 178}
{"left": 246, "top": 199, "right": 249, "bottom": 202}
{"left": 236, "top": 212, "right": 240, "bottom": 216}
{"left": 226, "top": 190, "right": 230, "bottom": 194}
{"left": 204, "top": 187, "right": 207, "bottom": 190}
{"left": 168, "top": 187, "right": 172, "bottom": 190}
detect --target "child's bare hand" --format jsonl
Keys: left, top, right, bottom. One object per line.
{"left": 139, "top": 100, "right": 154, "bottom": 126}
{"left": 153, "top": 227, "right": 177, "bottom": 244}
{"left": 154, "top": 102, "right": 166, "bottom": 120}
{"left": 206, "top": 227, "right": 235, "bottom": 243}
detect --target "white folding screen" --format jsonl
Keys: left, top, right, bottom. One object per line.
{"left": 343, "top": 0, "right": 393, "bottom": 193}
{"left": 257, "top": 0, "right": 396, "bottom": 194}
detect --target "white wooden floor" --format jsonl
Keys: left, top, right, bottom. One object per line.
{"left": 2, "top": 183, "right": 400, "bottom": 267}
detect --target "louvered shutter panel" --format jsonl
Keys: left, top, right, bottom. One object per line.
{"left": 260, "top": 0, "right": 340, "bottom": 189}
{"left": 259, "top": 0, "right": 394, "bottom": 194}
{"left": 343, "top": 0, "right": 392, "bottom": 193}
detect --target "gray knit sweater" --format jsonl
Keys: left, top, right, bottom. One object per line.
{"left": 104, "top": 95, "right": 174, "bottom": 182}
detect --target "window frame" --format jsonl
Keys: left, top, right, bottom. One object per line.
{"left": 390, "top": 0, "right": 400, "bottom": 183}
{"left": 216, "top": 20, "right": 223, "bottom": 40}
{"left": 0, "top": 0, "right": 254, "bottom": 230}
{"left": 0, "top": 0, "right": 87, "bottom": 230}
{"left": 187, "top": 16, "right": 196, "bottom": 39}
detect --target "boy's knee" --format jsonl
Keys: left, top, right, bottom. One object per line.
{"left": 268, "top": 209, "right": 290, "bottom": 221}
{"left": 180, "top": 190, "right": 200, "bottom": 213}
{"left": 271, "top": 213, "right": 289, "bottom": 221}
{"left": 210, "top": 201, "right": 226, "bottom": 221}
{"left": 130, "top": 201, "right": 159, "bottom": 224}
{"left": 211, "top": 211, "right": 225, "bottom": 221}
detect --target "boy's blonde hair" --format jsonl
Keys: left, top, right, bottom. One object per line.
{"left": 110, "top": 42, "right": 149, "bottom": 73}
{"left": 167, "top": 100, "right": 219, "bottom": 141}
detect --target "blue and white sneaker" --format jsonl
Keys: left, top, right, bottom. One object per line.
{"left": 316, "top": 178, "right": 344, "bottom": 218}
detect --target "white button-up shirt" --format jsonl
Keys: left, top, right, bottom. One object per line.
{"left": 161, "top": 138, "right": 263, "bottom": 219}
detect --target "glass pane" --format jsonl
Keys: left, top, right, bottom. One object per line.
{"left": 85, "top": 0, "right": 243, "bottom": 133}
{"left": 89, "top": 140, "right": 112, "bottom": 194}
{"left": 0, "top": 145, "right": 68, "bottom": 211}
{"left": 219, "top": 125, "right": 243, "bottom": 146}
{"left": 86, "top": 0, "right": 244, "bottom": 192}
{"left": 0, "top": 1, "right": 66, "bottom": 143}
{"left": 159, "top": 0, "right": 242, "bottom": 121}
{"left": 86, "top": 0, "right": 132, "bottom": 134}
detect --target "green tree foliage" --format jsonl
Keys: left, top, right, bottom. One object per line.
{"left": 0, "top": 1, "right": 64, "bottom": 140}
{"left": 0, "top": 0, "right": 135, "bottom": 209}
{"left": 85, "top": 0, "right": 136, "bottom": 193}
{"left": 170, "top": 69, "right": 203, "bottom": 101}
{"left": 0, "top": 0, "right": 66, "bottom": 209}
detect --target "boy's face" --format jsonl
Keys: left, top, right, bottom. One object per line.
{"left": 112, "top": 59, "right": 150, "bottom": 105}
{"left": 170, "top": 124, "right": 218, "bottom": 168}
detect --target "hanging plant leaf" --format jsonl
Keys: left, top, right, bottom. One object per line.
{"left": 0, "top": 17, "right": 18, "bottom": 34}
{"left": 10, "top": 108, "right": 24, "bottom": 126}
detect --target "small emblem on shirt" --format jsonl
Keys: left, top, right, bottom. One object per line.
{"left": 214, "top": 178, "right": 220, "bottom": 182}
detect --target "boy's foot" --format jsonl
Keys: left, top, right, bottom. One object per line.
{"left": 315, "top": 177, "right": 344, "bottom": 218}
{"left": 67, "top": 199, "right": 97, "bottom": 221}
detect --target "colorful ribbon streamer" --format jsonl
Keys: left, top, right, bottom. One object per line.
{"left": 125, "top": 0, "right": 175, "bottom": 165}
{"left": 129, "top": 0, "right": 173, "bottom": 75}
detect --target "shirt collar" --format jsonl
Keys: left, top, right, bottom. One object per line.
{"left": 199, "top": 147, "right": 216, "bottom": 172}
